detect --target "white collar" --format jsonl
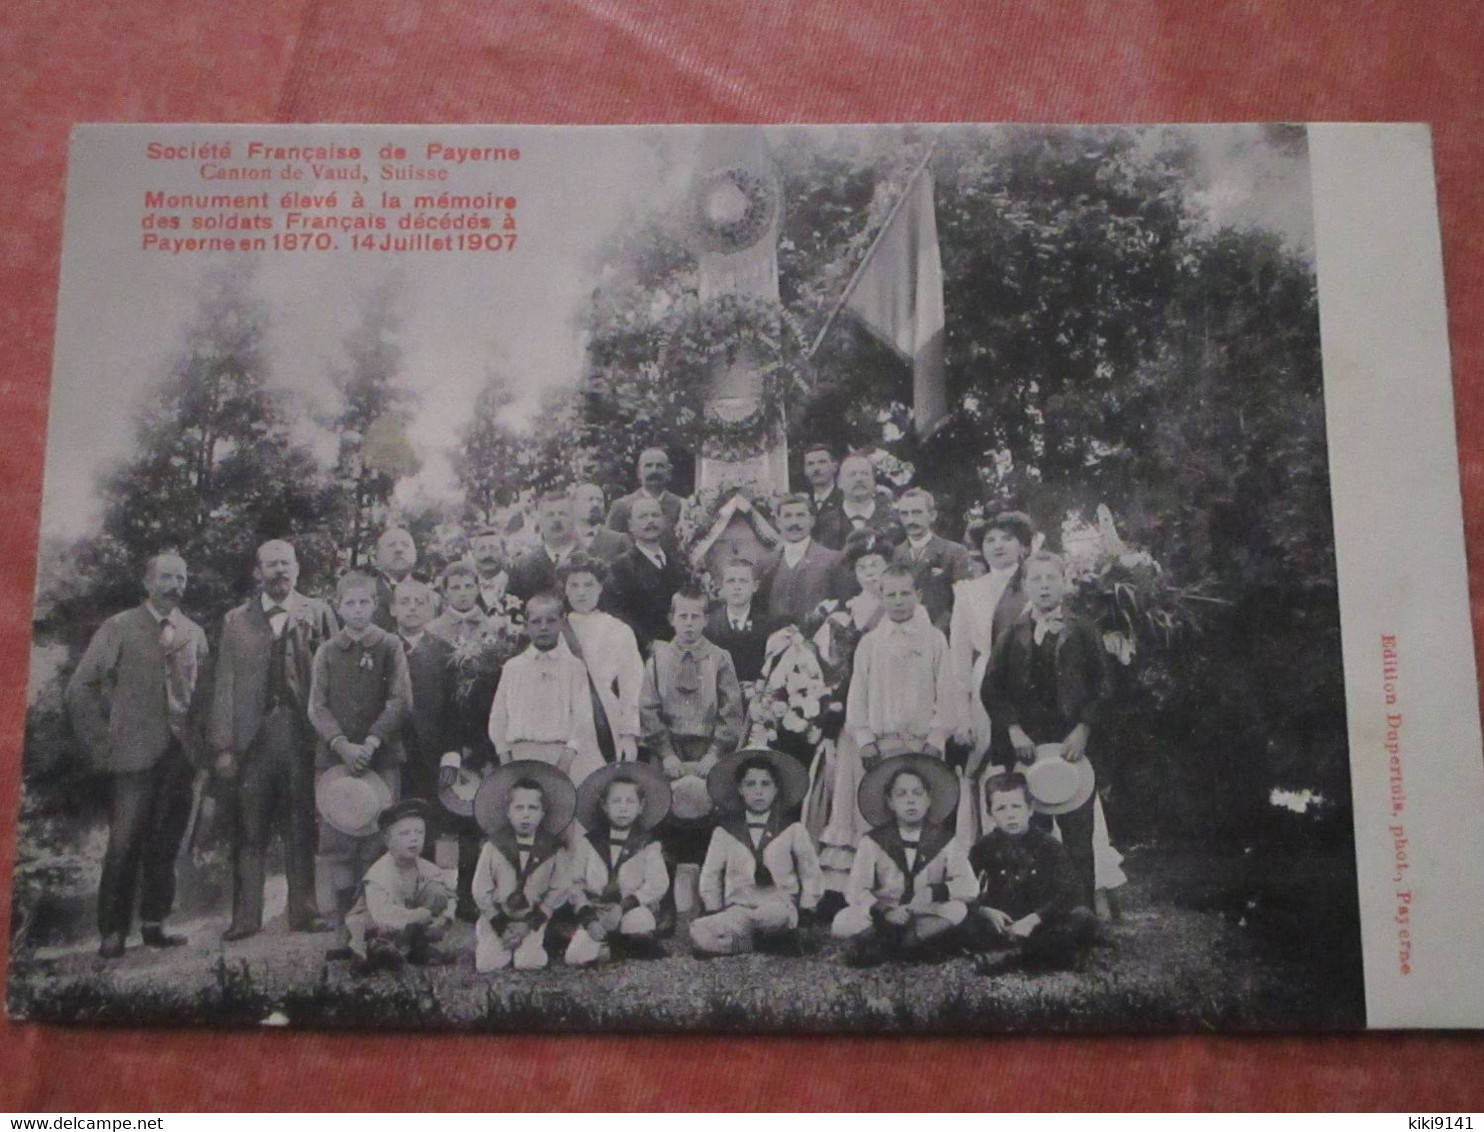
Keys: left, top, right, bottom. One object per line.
{"left": 636, "top": 543, "right": 666, "bottom": 566}
{"left": 478, "top": 570, "right": 508, "bottom": 591}
{"left": 907, "top": 532, "right": 933, "bottom": 551}
{"left": 261, "top": 592, "right": 296, "bottom": 614}
{"left": 400, "top": 630, "right": 426, "bottom": 649}
{"left": 842, "top": 498, "right": 876, "bottom": 518}
{"left": 782, "top": 538, "right": 811, "bottom": 565}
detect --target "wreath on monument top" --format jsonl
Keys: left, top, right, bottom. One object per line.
{"left": 657, "top": 293, "right": 802, "bottom": 463}
{"left": 692, "top": 165, "right": 782, "bottom": 255}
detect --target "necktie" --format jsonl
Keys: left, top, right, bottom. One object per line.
{"left": 676, "top": 648, "right": 701, "bottom": 693}
{"left": 746, "top": 822, "right": 775, "bottom": 886}
{"left": 653, "top": 550, "right": 666, "bottom": 568}
{"left": 731, "top": 619, "right": 749, "bottom": 632}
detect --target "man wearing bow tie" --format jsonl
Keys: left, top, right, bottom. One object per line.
{"left": 984, "top": 551, "right": 1110, "bottom": 905}
{"left": 210, "top": 540, "right": 338, "bottom": 942}
{"left": 813, "top": 454, "right": 903, "bottom": 552}
{"left": 67, "top": 553, "right": 211, "bottom": 959}
{"left": 465, "top": 527, "right": 516, "bottom": 617}
{"left": 509, "top": 492, "right": 583, "bottom": 602}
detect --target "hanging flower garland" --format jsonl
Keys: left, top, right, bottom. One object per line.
{"left": 657, "top": 293, "right": 803, "bottom": 462}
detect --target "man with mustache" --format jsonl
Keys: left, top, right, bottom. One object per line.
{"left": 605, "top": 448, "right": 684, "bottom": 537}
{"left": 66, "top": 552, "right": 210, "bottom": 959}
{"left": 509, "top": 492, "right": 583, "bottom": 602}
{"left": 572, "top": 482, "right": 633, "bottom": 564}
{"left": 372, "top": 527, "right": 420, "bottom": 631}
{"left": 465, "top": 526, "right": 516, "bottom": 617}
{"left": 815, "top": 455, "right": 902, "bottom": 552}
{"left": 756, "top": 495, "right": 848, "bottom": 627}
{"left": 607, "top": 495, "right": 689, "bottom": 653}
{"left": 211, "top": 540, "right": 338, "bottom": 942}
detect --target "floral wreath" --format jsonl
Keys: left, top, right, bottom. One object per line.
{"left": 692, "top": 165, "right": 781, "bottom": 255}
{"left": 659, "top": 293, "right": 802, "bottom": 462}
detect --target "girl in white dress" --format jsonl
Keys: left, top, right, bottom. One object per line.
{"left": 558, "top": 553, "right": 645, "bottom": 763}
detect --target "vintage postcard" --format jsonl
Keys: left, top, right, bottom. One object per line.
{"left": 8, "top": 122, "right": 1481, "bottom": 1032}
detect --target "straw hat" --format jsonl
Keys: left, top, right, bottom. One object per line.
{"left": 1024, "top": 743, "right": 1095, "bottom": 815}
{"left": 315, "top": 766, "right": 394, "bottom": 838}
{"left": 857, "top": 752, "right": 959, "bottom": 828}
{"left": 707, "top": 747, "right": 810, "bottom": 815}
{"left": 669, "top": 774, "right": 714, "bottom": 822}
{"left": 472, "top": 760, "right": 577, "bottom": 838}
{"left": 575, "top": 761, "right": 672, "bottom": 833}
{"left": 438, "top": 766, "right": 483, "bottom": 818}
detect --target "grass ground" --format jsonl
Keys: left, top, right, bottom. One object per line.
{"left": 6, "top": 847, "right": 1362, "bottom": 1034}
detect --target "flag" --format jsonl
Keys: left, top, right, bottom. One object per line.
{"left": 844, "top": 167, "right": 947, "bottom": 436}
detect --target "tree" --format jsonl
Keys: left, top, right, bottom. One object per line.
{"left": 71, "top": 263, "right": 335, "bottom": 633}
{"left": 451, "top": 367, "right": 539, "bottom": 524}
{"left": 326, "top": 273, "right": 421, "bottom": 566}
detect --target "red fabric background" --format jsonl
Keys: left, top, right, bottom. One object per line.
{"left": 3, "top": 0, "right": 1483, "bottom": 1111}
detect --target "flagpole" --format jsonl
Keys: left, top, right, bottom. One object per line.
{"left": 805, "top": 132, "right": 942, "bottom": 361}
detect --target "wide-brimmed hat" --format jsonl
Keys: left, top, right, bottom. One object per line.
{"left": 707, "top": 747, "right": 810, "bottom": 815}
{"left": 858, "top": 752, "right": 959, "bottom": 828}
{"left": 575, "top": 761, "right": 672, "bottom": 832}
{"left": 473, "top": 760, "right": 577, "bottom": 838}
{"left": 438, "top": 766, "right": 483, "bottom": 818}
{"left": 377, "top": 796, "right": 436, "bottom": 833}
{"left": 1024, "top": 743, "right": 1096, "bottom": 815}
{"left": 316, "top": 766, "right": 394, "bottom": 838}
{"left": 669, "top": 773, "right": 713, "bottom": 822}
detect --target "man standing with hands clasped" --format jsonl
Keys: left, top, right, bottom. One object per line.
{"left": 212, "top": 540, "right": 338, "bottom": 942}
{"left": 66, "top": 552, "right": 210, "bottom": 959}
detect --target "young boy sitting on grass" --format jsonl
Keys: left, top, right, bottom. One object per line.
{"left": 689, "top": 748, "right": 823, "bottom": 957}
{"left": 967, "top": 772, "right": 1098, "bottom": 973}
{"left": 344, "top": 798, "right": 455, "bottom": 974}
{"left": 831, "top": 753, "right": 976, "bottom": 967}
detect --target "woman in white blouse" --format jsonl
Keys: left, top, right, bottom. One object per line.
{"left": 948, "top": 511, "right": 1035, "bottom": 839}
{"left": 558, "top": 553, "right": 645, "bottom": 762}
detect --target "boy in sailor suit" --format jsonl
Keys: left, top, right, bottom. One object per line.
{"left": 563, "top": 762, "right": 673, "bottom": 965}
{"left": 690, "top": 749, "right": 824, "bottom": 957}
{"left": 832, "top": 753, "right": 977, "bottom": 966}
{"left": 471, "top": 761, "right": 576, "bottom": 972}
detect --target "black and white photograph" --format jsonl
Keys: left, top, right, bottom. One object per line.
{"left": 5, "top": 121, "right": 1414, "bottom": 1033}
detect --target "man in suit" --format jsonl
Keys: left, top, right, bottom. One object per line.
{"left": 893, "top": 488, "right": 973, "bottom": 630}
{"left": 814, "top": 454, "right": 902, "bottom": 551}
{"left": 757, "top": 495, "right": 847, "bottom": 627}
{"left": 605, "top": 447, "right": 684, "bottom": 536}
{"left": 467, "top": 526, "right": 516, "bottom": 616}
{"left": 573, "top": 482, "right": 633, "bottom": 563}
{"left": 389, "top": 580, "right": 458, "bottom": 809}
{"left": 66, "top": 552, "right": 210, "bottom": 959}
{"left": 802, "top": 443, "right": 845, "bottom": 549}
{"left": 372, "top": 527, "right": 420, "bottom": 630}
{"left": 509, "top": 491, "right": 582, "bottom": 601}
{"left": 608, "top": 495, "right": 688, "bottom": 653}
{"left": 211, "top": 540, "right": 338, "bottom": 942}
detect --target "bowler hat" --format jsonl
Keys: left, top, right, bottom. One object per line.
{"left": 378, "top": 796, "right": 435, "bottom": 833}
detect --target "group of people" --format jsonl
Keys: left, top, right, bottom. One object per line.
{"left": 64, "top": 443, "right": 1117, "bottom": 977}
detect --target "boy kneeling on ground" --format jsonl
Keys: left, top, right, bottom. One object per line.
{"left": 967, "top": 772, "right": 1098, "bottom": 973}
{"left": 561, "top": 761, "right": 673, "bottom": 965}
{"left": 471, "top": 760, "right": 576, "bottom": 972}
